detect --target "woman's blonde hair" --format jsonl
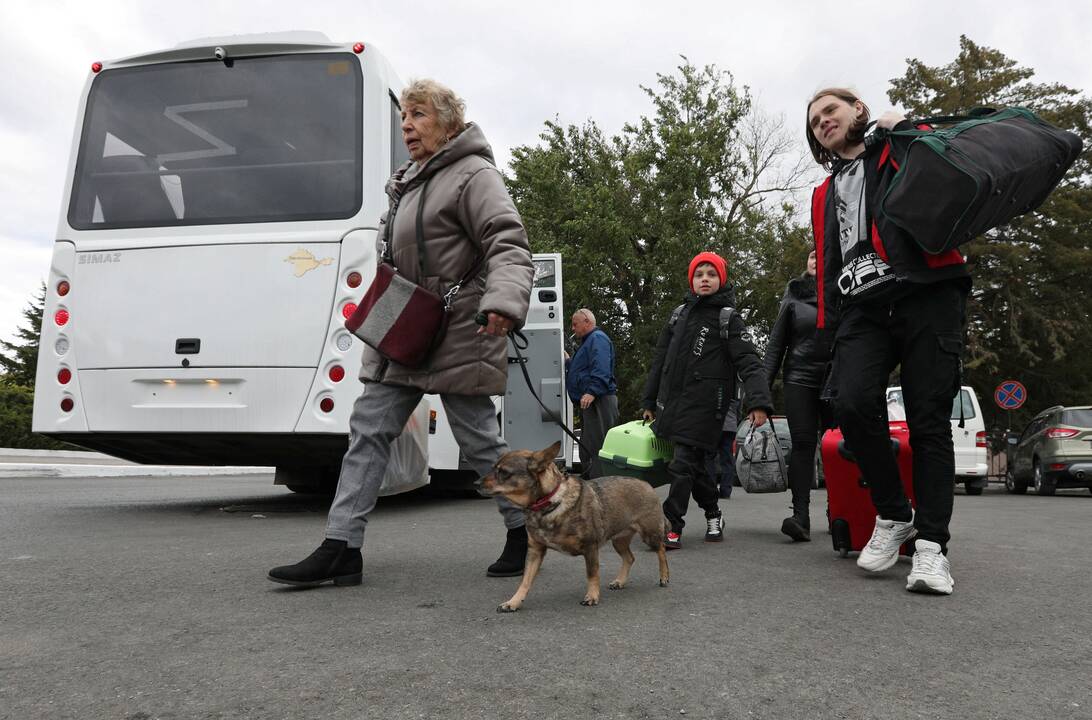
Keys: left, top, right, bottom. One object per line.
{"left": 401, "top": 79, "right": 467, "bottom": 136}
{"left": 805, "top": 87, "right": 870, "bottom": 169}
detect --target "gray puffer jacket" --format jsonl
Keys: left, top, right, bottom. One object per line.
{"left": 359, "top": 123, "right": 533, "bottom": 395}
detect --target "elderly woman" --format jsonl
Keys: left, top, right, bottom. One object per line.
{"left": 269, "top": 79, "right": 534, "bottom": 587}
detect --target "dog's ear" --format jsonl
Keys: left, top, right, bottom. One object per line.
{"left": 527, "top": 441, "right": 562, "bottom": 473}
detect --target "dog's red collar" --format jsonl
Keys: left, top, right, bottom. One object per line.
{"left": 528, "top": 483, "right": 561, "bottom": 513}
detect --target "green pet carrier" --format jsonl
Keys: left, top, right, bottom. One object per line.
{"left": 598, "top": 420, "right": 674, "bottom": 487}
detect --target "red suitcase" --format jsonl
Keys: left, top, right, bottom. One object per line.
{"left": 822, "top": 421, "right": 916, "bottom": 557}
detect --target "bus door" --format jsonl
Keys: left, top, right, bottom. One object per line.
{"left": 501, "top": 254, "right": 571, "bottom": 464}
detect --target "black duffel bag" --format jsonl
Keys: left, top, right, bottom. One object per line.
{"left": 880, "top": 107, "right": 1083, "bottom": 255}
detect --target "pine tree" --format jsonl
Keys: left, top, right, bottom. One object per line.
{"left": 0, "top": 282, "right": 45, "bottom": 388}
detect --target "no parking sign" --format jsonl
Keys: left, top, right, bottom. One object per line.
{"left": 994, "top": 380, "right": 1027, "bottom": 410}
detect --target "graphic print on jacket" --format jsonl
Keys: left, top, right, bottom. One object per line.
{"left": 834, "top": 157, "right": 895, "bottom": 300}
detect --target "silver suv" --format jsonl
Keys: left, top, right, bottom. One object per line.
{"left": 1005, "top": 405, "right": 1092, "bottom": 495}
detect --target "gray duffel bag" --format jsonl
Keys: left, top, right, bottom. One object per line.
{"left": 735, "top": 420, "right": 788, "bottom": 493}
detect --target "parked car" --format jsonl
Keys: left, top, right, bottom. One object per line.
{"left": 884, "top": 386, "right": 988, "bottom": 495}
{"left": 1005, "top": 405, "right": 1092, "bottom": 495}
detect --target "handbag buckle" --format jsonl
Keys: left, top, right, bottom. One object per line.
{"left": 442, "top": 283, "right": 462, "bottom": 310}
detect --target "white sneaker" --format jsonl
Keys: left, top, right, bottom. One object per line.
{"left": 856, "top": 516, "right": 916, "bottom": 572}
{"left": 906, "top": 539, "right": 954, "bottom": 595}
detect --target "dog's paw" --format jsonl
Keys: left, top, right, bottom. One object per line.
{"left": 580, "top": 596, "right": 600, "bottom": 606}
{"left": 608, "top": 580, "right": 626, "bottom": 590}
{"left": 658, "top": 579, "right": 669, "bottom": 587}
{"left": 496, "top": 602, "right": 520, "bottom": 613}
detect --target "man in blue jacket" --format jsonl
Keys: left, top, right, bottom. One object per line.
{"left": 566, "top": 309, "right": 619, "bottom": 478}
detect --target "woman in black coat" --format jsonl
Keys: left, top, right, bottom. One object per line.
{"left": 764, "top": 250, "right": 827, "bottom": 542}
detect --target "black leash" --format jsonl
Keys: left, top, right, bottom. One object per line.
{"left": 476, "top": 313, "right": 592, "bottom": 459}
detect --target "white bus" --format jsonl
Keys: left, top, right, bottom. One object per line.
{"left": 32, "top": 32, "right": 570, "bottom": 492}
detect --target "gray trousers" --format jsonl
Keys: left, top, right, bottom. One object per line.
{"left": 578, "top": 393, "right": 619, "bottom": 479}
{"left": 326, "top": 381, "right": 523, "bottom": 547}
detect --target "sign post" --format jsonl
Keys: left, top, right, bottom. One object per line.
{"left": 994, "top": 379, "right": 1027, "bottom": 432}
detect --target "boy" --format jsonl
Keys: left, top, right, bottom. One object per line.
{"left": 641, "top": 252, "right": 773, "bottom": 549}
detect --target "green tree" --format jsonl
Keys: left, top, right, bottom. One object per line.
{"left": 0, "top": 282, "right": 70, "bottom": 449}
{"left": 888, "top": 36, "right": 1092, "bottom": 431}
{"left": 508, "top": 59, "right": 810, "bottom": 416}
{"left": 0, "top": 282, "right": 45, "bottom": 388}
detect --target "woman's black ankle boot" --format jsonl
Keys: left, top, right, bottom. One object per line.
{"left": 781, "top": 512, "right": 811, "bottom": 542}
{"left": 486, "top": 526, "right": 528, "bottom": 577}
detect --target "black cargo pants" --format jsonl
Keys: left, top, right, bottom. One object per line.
{"left": 832, "top": 279, "right": 968, "bottom": 550}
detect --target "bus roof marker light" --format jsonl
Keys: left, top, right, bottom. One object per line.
{"left": 91, "top": 62, "right": 102, "bottom": 73}
{"left": 353, "top": 43, "right": 365, "bottom": 54}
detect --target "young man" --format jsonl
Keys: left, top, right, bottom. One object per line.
{"left": 806, "top": 88, "right": 970, "bottom": 594}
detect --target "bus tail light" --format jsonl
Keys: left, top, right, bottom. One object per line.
{"left": 57, "top": 280, "right": 70, "bottom": 297}
{"left": 58, "top": 368, "right": 72, "bottom": 384}
{"left": 55, "top": 309, "right": 70, "bottom": 326}
{"left": 342, "top": 302, "right": 357, "bottom": 319}
{"left": 975, "top": 431, "right": 987, "bottom": 448}
{"left": 328, "top": 365, "right": 345, "bottom": 382}
{"left": 319, "top": 397, "right": 334, "bottom": 413}
{"left": 1046, "top": 427, "right": 1079, "bottom": 439}
{"left": 60, "top": 397, "right": 74, "bottom": 412}
{"left": 347, "top": 271, "right": 362, "bottom": 288}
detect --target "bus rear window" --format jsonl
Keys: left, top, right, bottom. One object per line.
{"left": 68, "top": 53, "right": 362, "bottom": 229}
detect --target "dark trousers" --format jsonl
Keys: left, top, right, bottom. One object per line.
{"left": 578, "top": 394, "right": 619, "bottom": 479}
{"left": 664, "top": 442, "right": 720, "bottom": 533}
{"left": 713, "top": 431, "right": 736, "bottom": 499}
{"left": 832, "top": 280, "right": 967, "bottom": 549}
{"left": 784, "top": 382, "right": 822, "bottom": 518}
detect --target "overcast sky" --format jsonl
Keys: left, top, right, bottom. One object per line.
{"left": 1, "top": 0, "right": 1089, "bottom": 347}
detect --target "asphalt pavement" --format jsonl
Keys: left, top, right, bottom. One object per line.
{"left": 1, "top": 473, "right": 1089, "bottom": 720}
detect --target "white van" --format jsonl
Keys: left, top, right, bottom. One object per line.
{"left": 886, "top": 386, "right": 988, "bottom": 495}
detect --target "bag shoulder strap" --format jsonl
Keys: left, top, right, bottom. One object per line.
{"left": 718, "top": 306, "right": 737, "bottom": 339}
{"left": 668, "top": 304, "right": 685, "bottom": 328}
{"left": 414, "top": 177, "right": 432, "bottom": 278}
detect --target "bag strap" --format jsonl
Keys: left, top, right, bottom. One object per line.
{"left": 409, "top": 176, "right": 485, "bottom": 310}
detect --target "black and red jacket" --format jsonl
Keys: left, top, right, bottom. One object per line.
{"left": 812, "top": 121, "right": 969, "bottom": 335}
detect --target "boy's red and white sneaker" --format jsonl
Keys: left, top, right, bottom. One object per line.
{"left": 664, "top": 532, "right": 682, "bottom": 550}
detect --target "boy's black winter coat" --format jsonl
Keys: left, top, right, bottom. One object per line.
{"left": 641, "top": 285, "right": 773, "bottom": 451}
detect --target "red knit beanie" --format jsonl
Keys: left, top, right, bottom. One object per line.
{"left": 688, "top": 251, "right": 728, "bottom": 289}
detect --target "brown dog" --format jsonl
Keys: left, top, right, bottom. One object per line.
{"left": 477, "top": 441, "right": 670, "bottom": 612}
